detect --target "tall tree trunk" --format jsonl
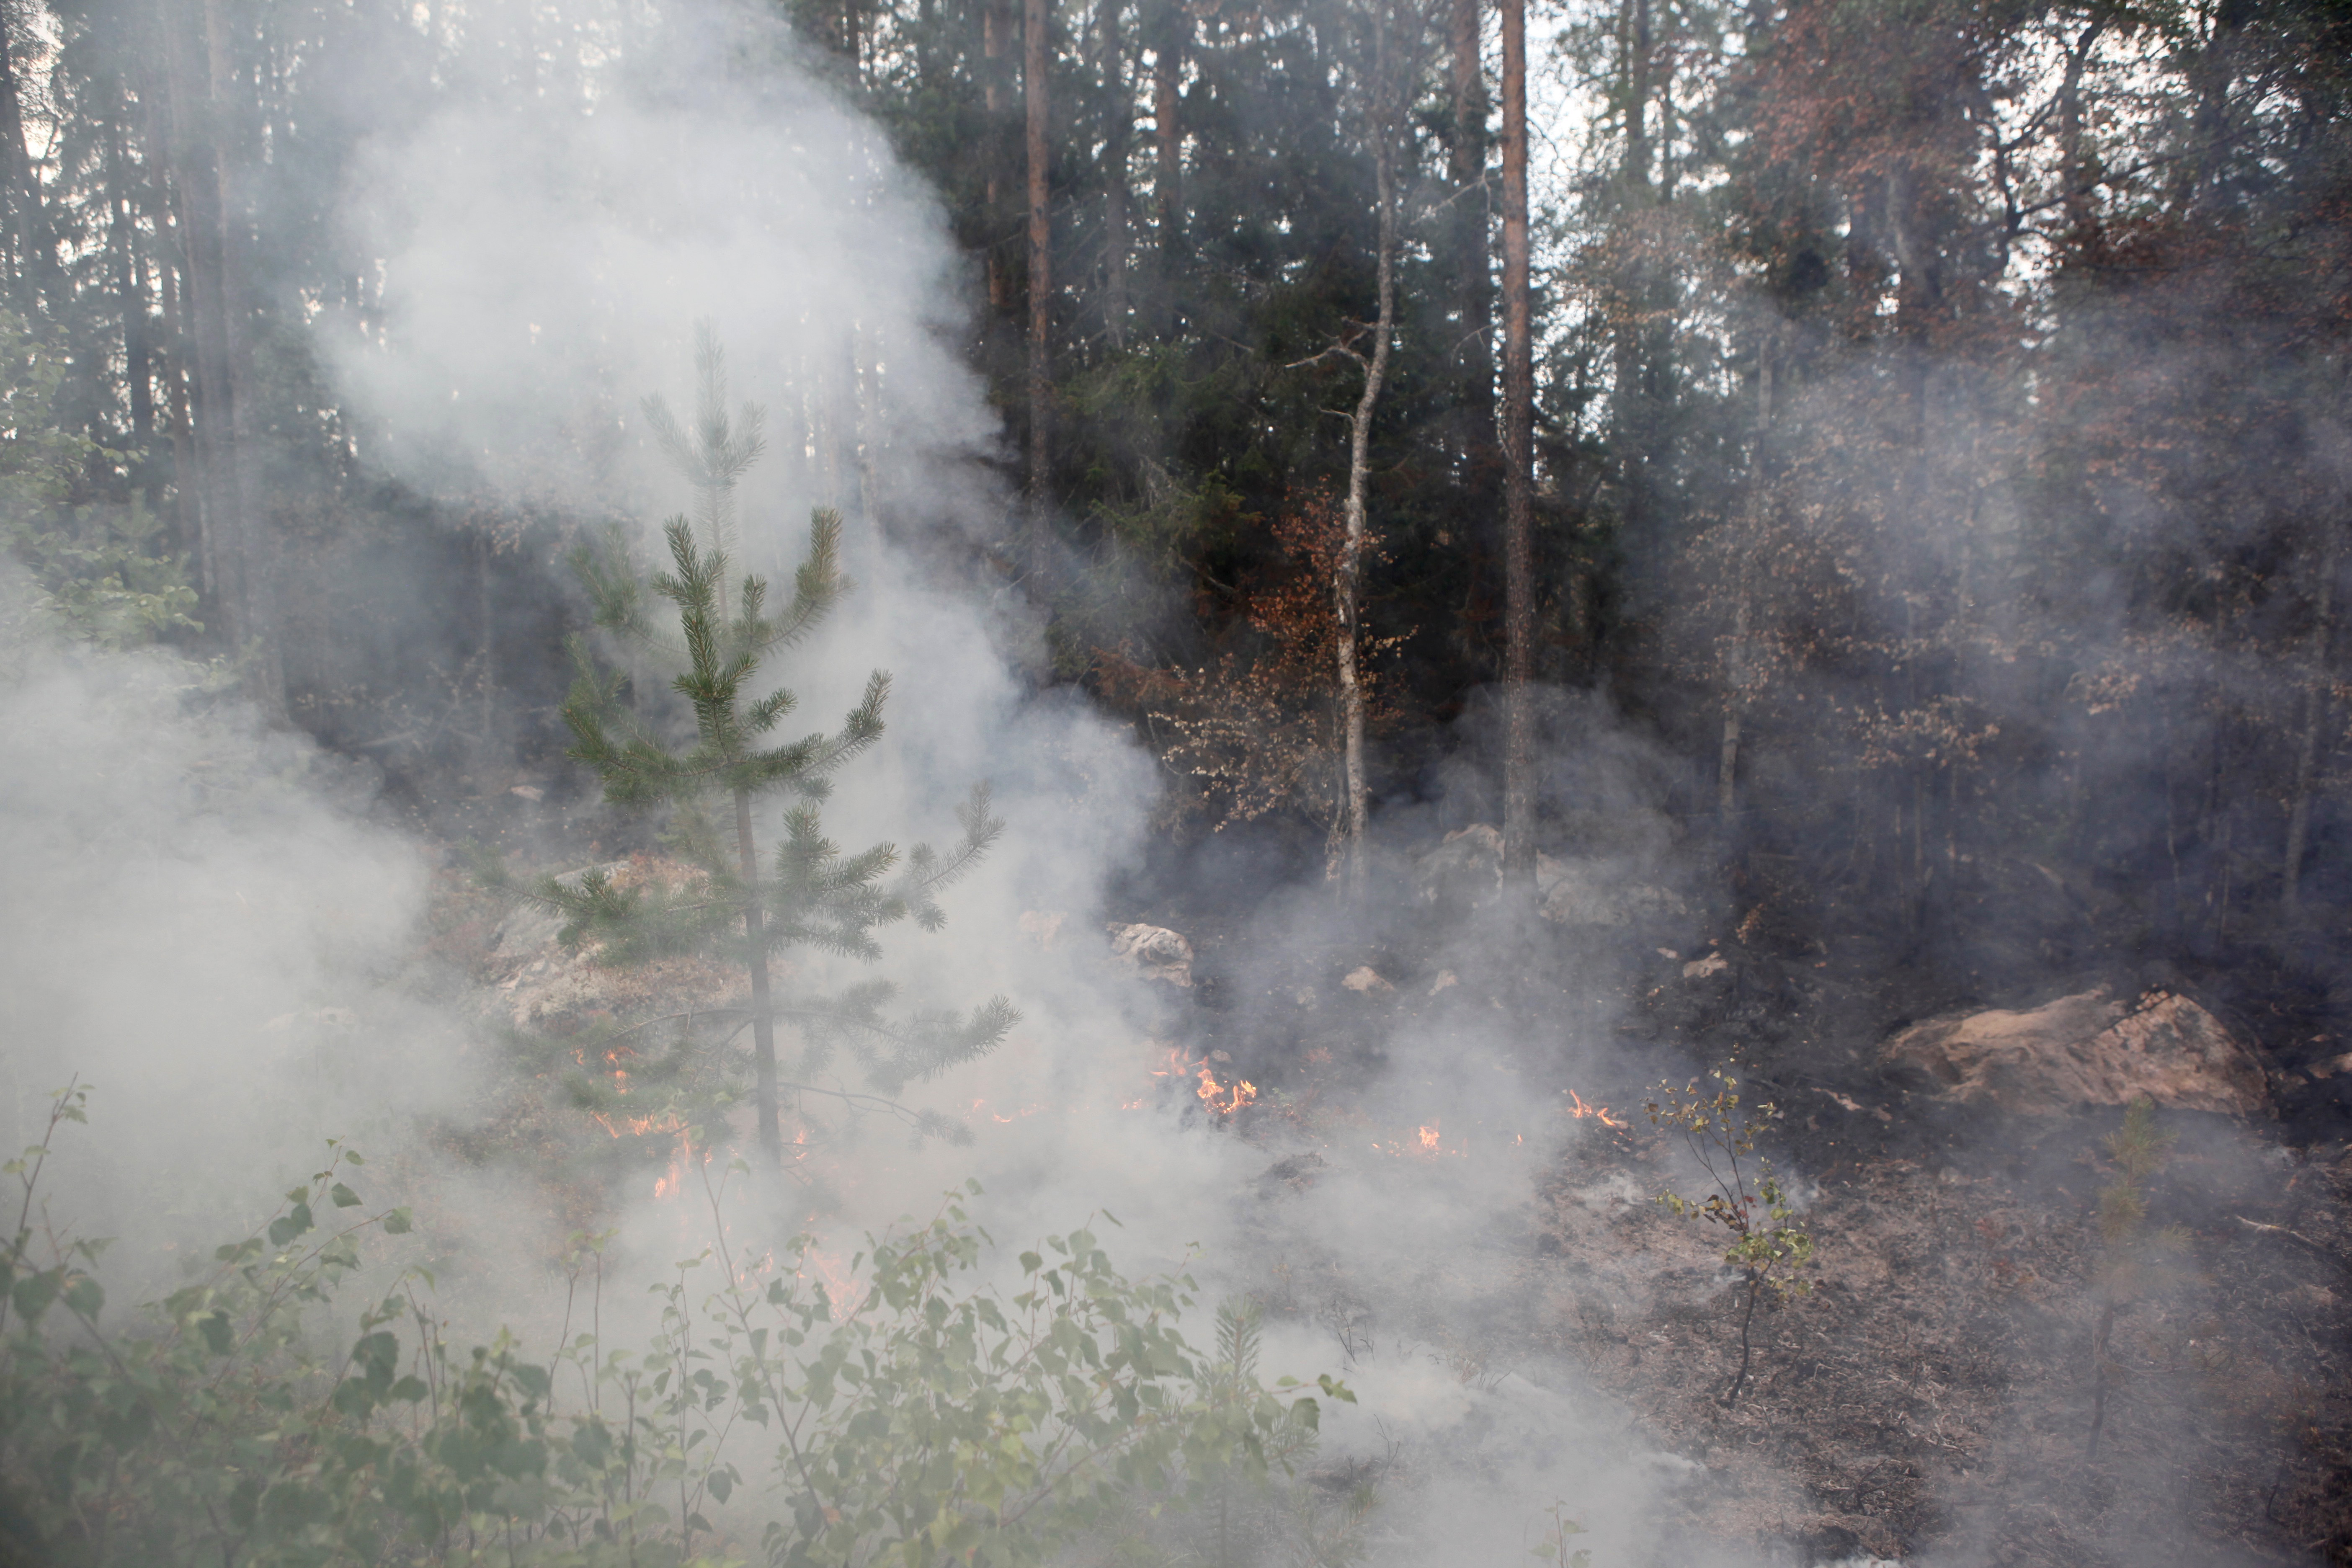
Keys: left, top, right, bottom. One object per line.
{"left": 162, "top": 0, "right": 283, "bottom": 713}
{"left": 110, "top": 132, "right": 157, "bottom": 465}
{"left": 0, "top": 16, "right": 59, "bottom": 311}
{"left": 1099, "top": 0, "right": 1130, "bottom": 347}
{"left": 851, "top": 321, "right": 884, "bottom": 527}
{"left": 1719, "top": 329, "right": 1772, "bottom": 843}
{"left": 1337, "top": 106, "right": 1400, "bottom": 899}
{"left": 1449, "top": 0, "right": 1498, "bottom": 643}
{"left": 1449, "top": 0, "right": 1491, "bottom": 433}
{"left": 2283, "top": 524, "right": 2339, "bottom": 914}
{"left": 1609, "top": 0, "right": 1655, "bottom": 567}
{"left": 2056, "top": 19, "right": 2106, "bottom": 258}
{"left": 1026, "top": 0, "right": 1052, "bottom": 576}
{"left": 155, "top": 217, "right": 199, "bottom": 569}
{"left": 736, "top": 787, "right": 784, "bottom": 1164}
{"left": 1152, "top": 0, "right": 1184, "bottom": 279}
{"left": 1500, "top": 0, "right": 1535, "bottom": 900}
{"left": 475, "top": 532, "right": 497, "bottom": 746}
{"left": 984, "top": 0, "right": 1015, "bottom": 313}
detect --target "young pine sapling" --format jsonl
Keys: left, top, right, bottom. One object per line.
{"left": 2087, "top": 1095, "right": 2193, "bottom": 1458}
{"left": 542, "top": 327, "right": 1014, "bottom": 1166}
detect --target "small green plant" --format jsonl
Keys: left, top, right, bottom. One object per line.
{"left": 1645, "top": 1063, "right": 1815, "bottom": 1408}
{"left": 1530, "top": 1498, "right": 1592, "bottom": 1564}
{"left": 2086, "top": 1095, "right": 2193, "bottom": 1458}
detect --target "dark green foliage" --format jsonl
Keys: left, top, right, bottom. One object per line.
{"left": 0, "top": 1095, "right": 1351, "bottom": 1568}
{"left": 535, "top": 331, "right": 1013, "bottom": 1154}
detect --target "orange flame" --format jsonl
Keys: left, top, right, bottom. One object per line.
{"left": 1195, "top": 1063, "right": 1257, "bottom": 1117}
{"left": 1376, "top": 1119, "right": 1465, "bottom": 1158}
{"left": 1565, "top": 1089, "right": 1629, "bottom": 1130}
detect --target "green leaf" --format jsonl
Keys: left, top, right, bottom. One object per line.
{"left": 382, "top": 1207, "right": 413, "bottom": 1235}
{"left": 329, "top": 1182, "right": 363, "bottom": 1208}
{"left": 11, "top": 1271, "right": 56, "bottom": 1324}
{"left": 62, "top": 1274, "right": 102, "bottom": 1320}
{"left": 267, "top": 1202, "right": 313, "bottom": 1247}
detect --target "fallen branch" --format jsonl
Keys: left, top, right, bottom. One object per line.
{"left": 2234, "top": 1215, "right": 2352, "bottom": 1276}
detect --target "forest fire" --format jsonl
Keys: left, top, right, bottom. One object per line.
{"left": 1147, "top": 1044, "right": 1257, "bottom": 1117}
{"left": 1565, "top": 1089, "right": 1628, "bottom": 1130}
{"left": 590, "top": 1109, "right": 688, "bottom": 1140}
{"left": 1376, "top": 1119, "right": 1465, "bottom": 1158}
{"left": 1195, "top": 1063, "right": 1257, "bottom": 1116}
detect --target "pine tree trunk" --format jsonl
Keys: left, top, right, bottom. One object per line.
{"left": 1610, "top": 0, "right": 1654, "bottom": 563}
{"left": 2284, "top": 524, "right": 2339, "bottom": 913}
{"left": 1152, "top": 0, "right": 1184, "bottom": 279}
{"left": 1025, "top": 0, "right": 1052, "bottom": 576}
{"left": 162, "top": 0, "right": 283, "bottom": 714}
{"left": 0, "top": 15, "right": 59, "bottom": 310}
{"left": 1448, "top": 0, "right": 1497, "bottom": 640}
{"left": 1499, "top": 0, "right": 1536, "bottom": 902}
{"left": 1099, "top": 0, "right": 1130, "bottom": 347}
{"left": 156, "top": 230, "right": 199, "bottom": 568}
{"left": 984, "top": 0, "right": 1014, "bottom": 314}
{"left": 1337, "top": 116, "right": 1399, "bottom": 898}
{"left": 737, "top": 786, "right": 784, "bottom": 1163}
{"left": 1720, "top": 331, "right": 1772, "bottom": 846}
{"left": 110, "top": 131, "right": 156, "bottom": 468}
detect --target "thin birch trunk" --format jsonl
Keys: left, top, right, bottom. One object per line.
{"left": 1336, "top": 101, "right": 1400, "bottom": 897}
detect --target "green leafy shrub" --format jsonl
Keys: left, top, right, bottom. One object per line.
{"left": 1645, "top": 1063, "right": 1815, "bottom": 1408}
{"left": 0, "top": 1090, "right": 1351, "bottom": 1567}
{"left": 0, "top": 312, "right": 198, "bottom": 650}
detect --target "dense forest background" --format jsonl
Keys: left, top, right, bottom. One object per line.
{"left": 3, "top": 0, "right": 2351, "bottom": 1042}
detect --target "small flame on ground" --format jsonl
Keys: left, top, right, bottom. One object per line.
{"left": 1565, "top": 1089, "right": 1629, "bottom": 1130}
{"left": 1375, "top": 1119, "right": 1466, "bottom": 1158}
{"left": 1195, "top": 1063, "right": 1257, "bottom": 1116}
{"left": 1145, "top": 1042, "right": 1257, "bottom": 1117}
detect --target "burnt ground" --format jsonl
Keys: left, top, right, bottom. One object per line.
{"left": 1138, "top": 861, "right": 2352, "bottom": 1568}
{"left": 1529, "top": 1119, "right": 2352, "bottom": 1567}
{"left": 428, "top": 810, "right": 2352, "bottom": 1566}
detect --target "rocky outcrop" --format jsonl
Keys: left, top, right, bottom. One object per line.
{"left": 1412, "top": 823, "right": 1689, "bottom": 928}
{"left": 1880, "top": 988, "right": 2270, "bottom": 1117}
{"left": 1108, "top": 923, "right": 1194, "bottom": 987}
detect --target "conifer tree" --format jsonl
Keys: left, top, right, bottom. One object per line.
{"left": 541, "top": 328, "right": 1015, "bottom": 1167}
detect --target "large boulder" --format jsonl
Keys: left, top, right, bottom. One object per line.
{"left": 1108, "top": 923, "right": 1194, "bottom": 987}
{"left": 1880, "top": 989, "right": 2270, "bottom": 1117}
